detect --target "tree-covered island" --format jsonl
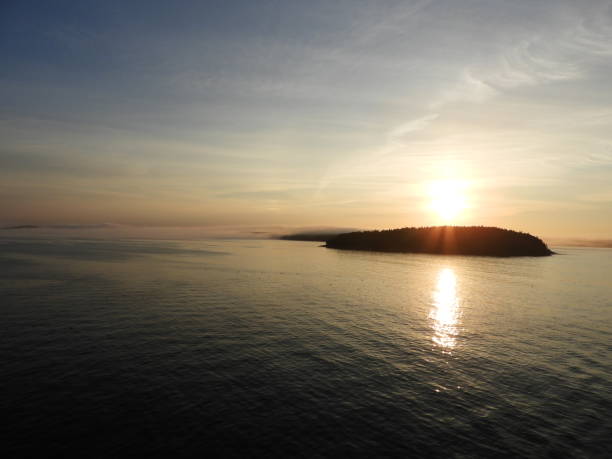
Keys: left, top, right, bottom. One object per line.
{"left": 323, "top": 226, "right": 553, "bottom": 257}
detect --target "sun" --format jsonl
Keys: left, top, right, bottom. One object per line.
{"left": 428, "top": 180, "right": 468, "bottom": 222}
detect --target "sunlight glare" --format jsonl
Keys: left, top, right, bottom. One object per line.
{"left": 428, "top": 180, "right": 468, "bottom": 222}
{"left": 429, "top": 268, "right": 461, "bottom": 350}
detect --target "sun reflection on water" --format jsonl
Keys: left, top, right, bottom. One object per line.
{"left": 430, "top": 268, "right": 461, "bottom": 350}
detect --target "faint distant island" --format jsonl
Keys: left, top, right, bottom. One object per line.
{"left": 280, "top": 232, "right": 337, "bottom": 242}
{"left": 279, "top": 228, "right": 357, "bottom": 242}
{"left": 2, "top": 225, "right": 39, "bottom": 230}
{"left": 281, "top": 226, "right": 554, "bottom": 257}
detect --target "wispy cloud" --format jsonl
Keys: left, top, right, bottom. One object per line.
{"left": 388, "top": 114, "right": 440, "bottom": 141}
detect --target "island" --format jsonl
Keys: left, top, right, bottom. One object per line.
{"left": 278, "top": 228, "right": 357, "bottom": 242}
{"left": 323, "top": 226, "right": 553, "bottom": 257}
{"left": 2, "top": 225, "right": 39, "bottom": 230}
{"left": 280, "top": 232, "right": 338, "bottom": 242}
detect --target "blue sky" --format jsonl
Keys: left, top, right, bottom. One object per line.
{"left": 2, "top": 0, "right": 612, "bottom": 237}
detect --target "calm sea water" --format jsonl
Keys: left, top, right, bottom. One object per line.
{"left": 1, "top": 238, "right": 611, "bottom": 457}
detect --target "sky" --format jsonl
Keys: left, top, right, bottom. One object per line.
{"left": 1, "top": 0, "right": 612, "bottom": 239}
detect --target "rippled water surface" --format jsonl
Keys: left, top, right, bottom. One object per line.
{"left": 1, "top": 238, "right": 611, "bottom": 457}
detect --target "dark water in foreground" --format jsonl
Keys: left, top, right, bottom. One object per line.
{"left": 1, "top": 238, "right": 611, "bottom": 457}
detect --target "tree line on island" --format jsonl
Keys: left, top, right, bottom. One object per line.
{"left": 281, "top": 226, "right": 554, "bottom": 257}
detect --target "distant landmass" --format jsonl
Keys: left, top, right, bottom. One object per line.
{"left": 324, "top": 226, "right": 553, "bottom": 257}
{"left": 2, "top": 225, "right": 39, "bottom": 230}
{"left": 546, "top": 238, "right": 612, "bottom": 249}
{"left": 279, "top": 228, "right": 358, "bottom": 242}
{"left": 280, "top": 232, "right": 338, "bottom": 242}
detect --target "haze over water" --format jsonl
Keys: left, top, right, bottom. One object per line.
{"left": 2, "top": 238, "right": 610, "bottom": 457}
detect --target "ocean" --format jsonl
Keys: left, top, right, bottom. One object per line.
{"left": 1, "top": 238, "right": 611, "bottom": 457}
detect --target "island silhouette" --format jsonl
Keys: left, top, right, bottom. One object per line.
{"left": 282, "top": 226, "right": 554, "bottom": 257}
{"left": 280, "top": 232, "right": 339, "bottom": 242}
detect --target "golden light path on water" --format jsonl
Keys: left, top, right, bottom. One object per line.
{"left": 430, "top": 268, "right": 461, "bottom": 350}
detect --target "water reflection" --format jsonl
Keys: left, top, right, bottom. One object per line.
{"left": 430, "top": 268, "right": 461, "bottom": 350}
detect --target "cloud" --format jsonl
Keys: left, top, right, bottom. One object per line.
{"left": 567, "top": 5, "right": 612, "bottom": 56}
{"left": 388, "top": 114, "right": 439, "bottom": 141}
{"left": 46, "top": 223, "right": 122, "bottom": 229}
{"left": 216, "top": 189, "right": 311, "bottom": 201}
{"left": 1, "top": 223, "right": 121, "bottom": 230}
{"left": 578, "top": 190, "right": 612, "bottom": 203}
{"left": 430, "top": 72, "right": 497, "bottom": 108}
{"left": 0, "top": 150, "right": 122, "bottom": 178}
{"left": 430, "top": 3, "right": 612, "bottom": 108}
{"left": 315, "top": 113, "right": 439, "bottom": 195}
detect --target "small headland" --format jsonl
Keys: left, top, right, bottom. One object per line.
{"left": 280, "top": 232, "right": 338, "bottom": 242}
